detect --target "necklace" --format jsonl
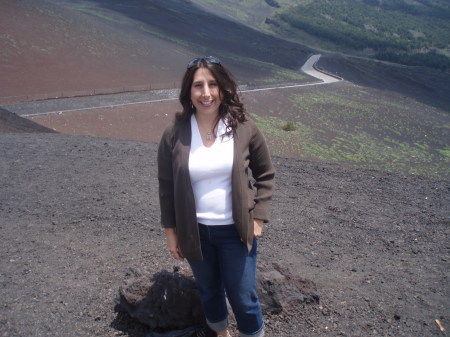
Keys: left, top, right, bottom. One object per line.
{"left": 200, "top": 125, "right": 214, "bottom": 140}
{"left": 195, "top": 115, "right": 216, "bottom": 141}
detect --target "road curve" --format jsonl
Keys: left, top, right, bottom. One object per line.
{"left": 301, "top": 54, "right": 341, "bottom": 83}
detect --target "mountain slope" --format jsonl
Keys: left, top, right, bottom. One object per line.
{"left": 194, "top": 0, "right": 450, "bottom": 69}
{"left": 0, "top": 0, "right": 188, "bottom": 98}
{"left": 188, "top": 0, "right": 450, "bottom": 111}
{"left": 0, "top": 0, "right": 311, "bottom": 100}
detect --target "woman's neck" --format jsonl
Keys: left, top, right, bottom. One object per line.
{"left": 194, "top": 113, "right": 219, "bottom": 129}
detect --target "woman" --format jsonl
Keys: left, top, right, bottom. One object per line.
{"left": 157, "top": 56, "right": 275, "bottom": 337}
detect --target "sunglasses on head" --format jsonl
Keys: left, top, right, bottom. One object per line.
{"left": 187, "top": 56, "right": 221, "bottom": 69}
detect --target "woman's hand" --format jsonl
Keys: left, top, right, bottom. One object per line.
{"left": 254, "top": 218, "right": 264, "bottom": 237}
{"left": 164, "top": 228, "right": 184, "bottom": 261}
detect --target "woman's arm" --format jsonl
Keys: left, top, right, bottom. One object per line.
{"left": 158, "top": 124, "right": 183, "bottom": 260}
{"left": 157, "top": 125, "right": 176, "bottom": 228}
{"left": 249, "top": 124, "right": 275, "bottom": 223}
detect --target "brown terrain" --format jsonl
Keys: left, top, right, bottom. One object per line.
{"left": 1, "top": 1, "right": 449, "bottom": 336}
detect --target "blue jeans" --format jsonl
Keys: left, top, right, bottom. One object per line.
{"left": 188, "top": 224, "right": 264, "bottom": 337}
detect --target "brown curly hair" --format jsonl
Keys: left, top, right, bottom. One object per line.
{"left": 176, "top": 57, "right": 247, "bottom": 136}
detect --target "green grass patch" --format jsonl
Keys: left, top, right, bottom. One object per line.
{"left": 257, "top": 68, "right": 307, "bottom": 84}
{"left": 437, "top": 147, "right": 450, "bottom": 163}
{"left": 252, "top": 111, "right": 448, "bottom": 180}
{"left": 282, "top": 121, "right": 297, "bottom": 131}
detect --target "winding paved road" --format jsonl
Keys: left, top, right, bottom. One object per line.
{"left": 300, "top": 54, "right": 341, "bottom": 84}
{"left": 2, "top": 55, "right": 342, "bottom": 117}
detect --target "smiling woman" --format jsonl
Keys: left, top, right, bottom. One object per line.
{"left": 177, "top": 56, "right": 248, "bottom": 138}
{"left": 190, "top": 67, "right": 223, "bottom": 145}
{"left": 157, "top": 57, "right": 275, "bottom": 337}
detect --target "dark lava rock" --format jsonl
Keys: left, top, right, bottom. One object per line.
{"left": 257, "top": 263, "right": 319, "bottom": 314}
{"left": 117, "top": 263, "right": 319, "bottom": 332}
{"left": 116, "top": 268, "right": 204, "bottom": 331}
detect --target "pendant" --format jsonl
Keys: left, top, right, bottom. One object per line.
{"left": 206, "top": 132, "right": 212, "bottom": 140}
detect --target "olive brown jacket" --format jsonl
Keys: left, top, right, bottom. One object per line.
{"left": 157, "top": 116, "right": 275, "bottom": 260}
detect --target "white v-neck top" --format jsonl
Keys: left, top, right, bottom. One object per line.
{"left": 189, "top": 114, "right": 234, "bottom": 226}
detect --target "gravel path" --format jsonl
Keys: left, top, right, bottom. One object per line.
{"left": 2, "top": 89, "right": 180, "bottom": 118}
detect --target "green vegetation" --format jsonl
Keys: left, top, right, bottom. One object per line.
{"left": 282, "top": 121, "right": 297, "bottom": 131}
{"left": 437, "top": 147, "right": 450, "bottom": 163}
{"left": 190, "top": 0, "right": 450, "bottom": 69}
{"left": 250, "top": 86, "right": 449, "bottom": 179}
{"left": 251, "top": 66, "right": 308, "bottom": 84}
{"left": 268, "top": 0, "right": 450, "bottom": 70}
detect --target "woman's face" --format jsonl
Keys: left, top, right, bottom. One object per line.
{"left": 190, "top": 67, "right": 222, "bottom": 118}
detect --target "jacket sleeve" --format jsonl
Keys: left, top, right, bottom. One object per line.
{"left": 248, "top": 123, "right": 275, "bottom": 222}
{"left": 157, "top": 124, "right": 176, "bottom": 228}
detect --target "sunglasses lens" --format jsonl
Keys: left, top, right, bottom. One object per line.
{"left": 187, "top": 58, "right": 201, "bottom": 69}
{"left": 187, "top": 56, "right": 221, "bottom": 69}
{"left": 204, "top": 56, "right": 220, "bottom": 63}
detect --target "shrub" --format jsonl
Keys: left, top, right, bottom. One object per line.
{"left": 282, "top": 121, "right": 297, "bottom": 131}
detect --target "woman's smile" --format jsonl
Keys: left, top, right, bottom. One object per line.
{"left": 200, "top": 100, "right": 213, "bottom": 106}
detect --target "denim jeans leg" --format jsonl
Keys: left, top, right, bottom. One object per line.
{"left": 189, "top": 224, "right": 264, "bottom": 336}
{"left": 218, "top": 233, "right": 264, "bottom": 336}
{"left": 188, "top": 226, "right": 229, "bottom": 332}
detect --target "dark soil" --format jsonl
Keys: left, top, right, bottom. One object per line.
{"left": 317, "top": 54, "right": 450, "bottom": 113}
{"left": 1, "top": 114, "right": 448, "bottom": 336}
{"left": 0, "top": 107, "right": 56, "bottom": 134}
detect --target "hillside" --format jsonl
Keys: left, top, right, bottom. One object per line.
{"left": 0, "top": 0, "right": 186, "bottom": 98}
{"left": 1, "top": 0, "right": 448, "bottom": 178}
{"left": 0, "top": 0, "right": 310, "bottom": 101}
{"left": 191, "top": 0, "right": 450, "bottom": 70}
{"left": 269, "top": 0, "right": 450, "bottom": 69}
{"left": 1, "top": 0, "right": 449, "bottom": 112}
{"left": 189, "top": 0, "right": 450, "bottom": 111}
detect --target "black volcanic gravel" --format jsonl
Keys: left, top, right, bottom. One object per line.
{"left": 0, "top": 132, "right": 448, "bottom": 337}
